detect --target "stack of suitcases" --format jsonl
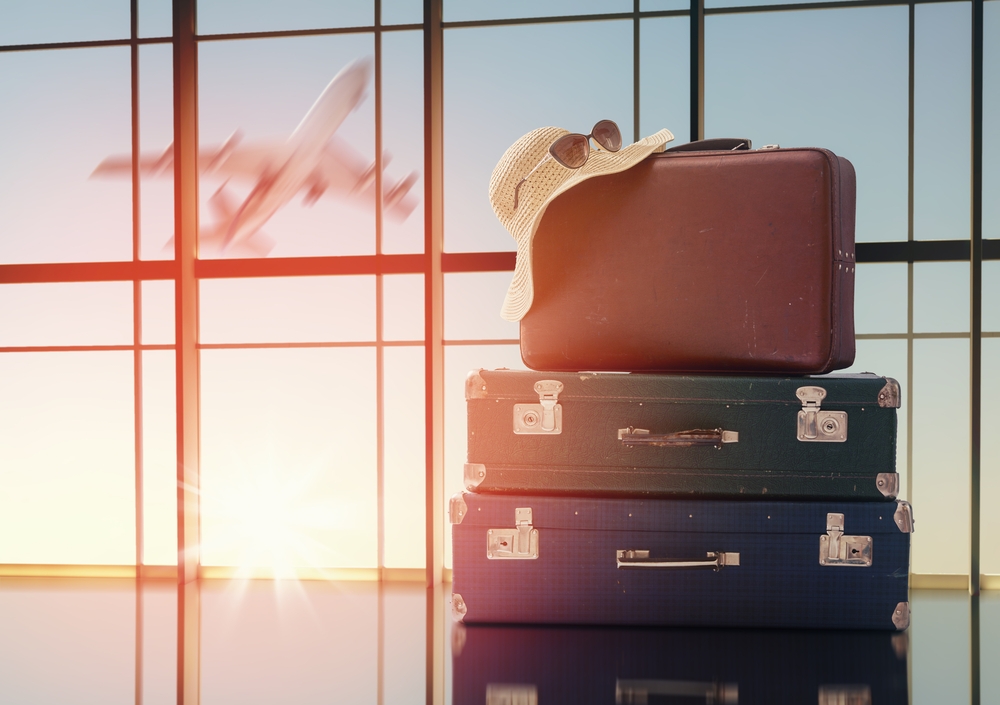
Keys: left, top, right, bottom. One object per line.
{"left": 450, "top": 136, "right": 912, "bottom": 702}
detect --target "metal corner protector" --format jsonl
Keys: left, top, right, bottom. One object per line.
{"left": 892, "top": 602, "right": 910, "bottom": 630}
{"left": 451, "top": 593, "right": 467, "bottom": 622}
{"left": 449, "top": 493, "right": 468, "bottom": 525}
{"left": 464, "top": 463, "right": 486, "bottom": 490}
{"left": 878, "top": 377, "right": 901, "bottom": 408}
{"left": 893, "top": 500, "right": 914, "bottom": 534}
{"left": 465, "top": 370, "right": 488, "bottom": 400}
{"left": 876, "top": 473, "right": 899, "bottom": 498}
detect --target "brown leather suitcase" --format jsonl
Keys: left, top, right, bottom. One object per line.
{"left": 519, "top": 139, "right": 856, "bottom": 374}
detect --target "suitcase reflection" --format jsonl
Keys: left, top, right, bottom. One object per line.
{"left": 452, "top": 623, "right": 907, "bottom": 704}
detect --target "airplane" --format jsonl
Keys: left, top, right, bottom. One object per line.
{"left": 92, "top": 57, "right": 419, "bottom": 255}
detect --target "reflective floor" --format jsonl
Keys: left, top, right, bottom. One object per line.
{"left": 0, "top": 578, "right": 997, "bottom": 704}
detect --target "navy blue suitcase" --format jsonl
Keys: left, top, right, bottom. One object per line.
{"left": 452, "top": 622, "right": 909, "bottom": 704}
{"left": 450, "top": 492, "right": 913, "bottom": 630}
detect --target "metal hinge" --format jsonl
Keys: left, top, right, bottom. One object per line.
{"left": 894, "top": 500, "right": 914, "bottom": 533}
{"left": 760, "top": 144, "right": 781, "bottom": 150}
{"left": 449, "top": 493, "right": 468, "bottom": 525}
{"left": 487, "top": 507, "right": 539, "bottom": 559}
{"left": 464, "top": 463, "right": 486, "bottom": 490}
{"left": 451, "top": 593, "right": 467, "bottom": 622}
{"left": 817, "top": 685, "right": 871, "bottom": 705}
{"left": 796, "top": 386, "right": 848, "bottom": 442}
{"left": 876, "top": 473, "right": 899, "bottom": 498}
{"left": 486, "top": 684, "right": 538, "bottom": 705}
{"left": 819, "top": 513, "right": 872, "bottom": 567}
{"left": 513, "top": 380, "right": 563, "bottom": 435}
{"left": 892, "top": 602, "right": 910, "bottom": 630}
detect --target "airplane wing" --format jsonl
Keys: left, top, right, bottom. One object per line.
{"left": 91, "top": 135, "right": 294, "bottom": 182}
{"left": 308, "top": 135, "right": 419, "bottom": 220}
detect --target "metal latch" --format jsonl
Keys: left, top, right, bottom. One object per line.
{"left": 796, "top": 386, "right": 848, "bottom": 442}
{"left": 513, "top": 380, "right": 563, "bottom": 435}
{"left": 616, "top": 679, "right": 738, "bottom": 704}
{"left": 820, "top": 513, "right": 872, "bottom": 567}
{"left": 486, "top": 684, "right": 538, "bottom": 705}
{"left": 818, "top": 685, "right": 871, "bottom": 705}
{"left": 487, "top": 507, "right": 539, "bottom": 560}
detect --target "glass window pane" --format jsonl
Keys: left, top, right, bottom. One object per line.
{"left": 197, "top": 0, "right": 373, "bottom": 34}
{"left": 911, "top": 339, "right": 969, "bottom": 576}
{"left": 197, "top": 34, "right": 380, "bottom": 259}
{"left": 706, "top": 7, "right": 909, "bottom": 243}
{"left": 640, "top": 17, "right": 689, "bottom": 143}
{"left": 987, "top": 261, "right": 1000, "bottom": 333}
{"left": 382, "top": 586, "right": 426, "bottom": 703}
{"left": 0, "top": 282, "right": 132, "bottom": 347}
{"left": 0, "top": 582, "right": 135, "bottom": 703}
{"left": 142, "top": 350, "right": 176, "bottom": 566}
{"left": 841, "top": 338, "right": 909, "bottom": 501}
{"left": 985, "top": 0, "right": 1000, "bottom": 241}
{"left": 383, "top": 274, "right": 425, "bottom": 341}
{"left": 855, "top": 263, "right": 908, "bottom": 334}
{"left": 913, "top": 262, "right": 969, "bottom": 333}
{"left": 984, "top": 338, "right": 1000, "bottom": 575}
{"left": 914, "top": 2, "right": 972, "bottom": 241}
{"left": 1, "top": 48, "right": 133, "bottom": 264}
{"left": 0, "top": 0, "right": 129, "bottom": 45}
{"left": 0, "top": 351, "right": 135, "bottom": 564}
{"left": 382, "top": 30, "right": 425, "bottom": 255}
{"left": 443, "top": 344, "right": 527, "bottom": 569}
{"left": 444, "top": 272, "right": 521, "bottom": 341}
{"left": 444, "top": 0, "right": 631, "bottom": 22}
{"left": 139, "top": 0, "right": 172, "bottom": 38}
{"left": 200, "top": 582, "right": 378, "bottom": 702}
{"left": 140, "top": 582, "right": 177, "bottom": 705}
{"left": 383, "top": 346, "right": 425, "bottom": 569}
{"left": 909, "top": 592, "right": 971, "bottom": 703}
{"left": 140, "top": 43, "right": 175, "bottom": 261}
{"left": 383, "top": 0, "right": 423, "bottom": 25}
{"left": 199, "top": 276, "right": 375, "bottom": 344}
{"left": 141, "top": 280, "right": 174, "bottom": 346}
{"left": 199, "top": 348, "right": 377, "bottom": 569}
{"left": 641, "top": 0, "right": 686, "bottom": 10}
{"left": 444, "top": 21, "right": 635, "bottom": 253}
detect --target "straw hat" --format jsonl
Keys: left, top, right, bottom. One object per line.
{"left": 489, "top": 125, "right": 674, "bottom": 321}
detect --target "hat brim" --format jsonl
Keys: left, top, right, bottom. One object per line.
{"left": 500, "top": 128, "right": 674, "bottom": 321}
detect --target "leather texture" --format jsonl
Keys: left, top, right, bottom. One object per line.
{"left": 467, "top": 369, "right": 897, "bottom": 500}
{"left": 453, "top": 624, "right": 908, "bottom": 704}
{"left": 452, "top": 492, "right": 910, "bottom": 630}
{"left": 520, "top": 146, "right": 856, "bottom": 373}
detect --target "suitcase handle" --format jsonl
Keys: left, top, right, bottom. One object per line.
{"left": 664, "top": 137, "right": 752, "bottom": 152}
{"left": 618, "top": 427, "right": 738, "bottom": 448}
{"left": 617, "top": 550, "right": 740, "bottom": 571}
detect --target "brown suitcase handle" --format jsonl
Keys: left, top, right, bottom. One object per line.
{"left": 618, "top": 427, "right": 739, "bottom": 448}
{"left": 665, "top": 138, "right": 752, "bottom": 152}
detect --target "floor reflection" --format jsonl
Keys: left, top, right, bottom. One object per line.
{"left": 0, "top": 579, "right": 997, "bottom": 704}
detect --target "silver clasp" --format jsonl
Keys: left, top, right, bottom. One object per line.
{"left": 796, "top": 386, "right": 848, "bottom": 442}
{"left": 819, "top": 513, "right": 872, "bottom": 567}
{"left": 513, "top": 380, "right": 564, "bottom": 435}
{"left": 487, "top": 507, "right": 539, "bottom": 560}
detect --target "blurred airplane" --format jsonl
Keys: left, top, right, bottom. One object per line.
{"left": 92, "top": 57, "right": 418, "bottom": 255}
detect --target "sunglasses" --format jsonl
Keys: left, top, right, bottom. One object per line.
{"left": 512, "top": 119, "right": 623, "bottom": 210}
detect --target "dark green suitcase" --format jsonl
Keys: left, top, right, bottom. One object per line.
{"left": 465, "top": 369, "right": 900, "bottom": 501}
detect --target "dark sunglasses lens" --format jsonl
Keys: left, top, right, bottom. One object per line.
{"left": 592, "top": 120, "right": 622, "bottom": 152}
{"left": 550, "top": 134, "right": 590, "bottom": 168}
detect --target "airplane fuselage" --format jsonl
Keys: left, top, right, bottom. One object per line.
{"left": 224, "top": 58, "right": 371, "bottom": 247}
